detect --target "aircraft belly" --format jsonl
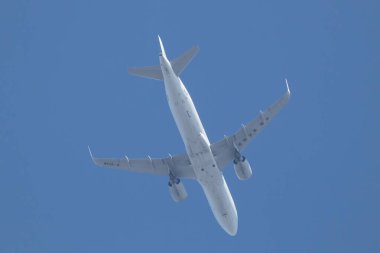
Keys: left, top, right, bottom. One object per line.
{"left": 165, "top": 77, "right": 207, "bottom": 154}
{"left": 190, "top": 150, "right": 238, "bottom": 235}
{"left": 164, "top": 74, "right": 237, "bottom": 235}
{"left": 200, "top": 168, "right": 238, "bottom": 235}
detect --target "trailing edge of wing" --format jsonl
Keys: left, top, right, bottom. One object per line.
{"left": 88, "top": 148, "right": 196, "bottom": 179}
{"left": 211, "top": 80, "right": 291, "bottom": 169}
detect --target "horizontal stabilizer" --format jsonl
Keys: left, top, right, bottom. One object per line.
{"left": 128, "top": 41, "right": 199, "bottom": 80}
{"left": 171, "top": 46, "right": 199, "bottom": 76}
{"left": 128, "top": 65, "right": 163, "bottom": 80}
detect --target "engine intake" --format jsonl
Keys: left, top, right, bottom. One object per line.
{"left": 233, "top": 156, "right": 252, "bottom": 180}
{"left": 168, "top": 178, "right": 188, "bottom": 202}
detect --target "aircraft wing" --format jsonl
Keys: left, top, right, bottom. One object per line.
{"left": 211, "top": 81, "right": 291, "bottom": 169}
{"left": 89, "top": 148, "right": 196, "bottom": 179}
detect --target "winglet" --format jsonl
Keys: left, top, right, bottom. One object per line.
{"left": 158, "top": 35, "right": 167, "bottom": 58}
{"left": 285, "top": 78, "right": 291, "bottom": 95}
{"left": 88, "top": 146, "right": 95, "bottom": 162}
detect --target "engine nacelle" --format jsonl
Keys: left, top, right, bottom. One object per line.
{"left": 233, "top": 156, "right": 252, "bottom": 180}
{"left": 168, "top": 178, "right": 188, "bottom": 202}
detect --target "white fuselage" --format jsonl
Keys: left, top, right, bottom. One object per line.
{"left": 160, "top": 55, "right": 238, "bottom": 235}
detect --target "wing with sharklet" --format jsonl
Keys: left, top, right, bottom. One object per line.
{"left": 211, "top": 81, "right": 291, "bottom": 170}
{"left": 88, "top": 147, "right": 196, "bottom": 179}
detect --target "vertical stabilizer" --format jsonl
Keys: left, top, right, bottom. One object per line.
{"left": 158, "top": 35, "right": 167, "bottom": 58}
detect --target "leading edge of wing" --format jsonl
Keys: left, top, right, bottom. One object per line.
{"left": 88, "top": 146, "right": 196, "bottom": 179}
{"left": 211, "top": 80, "right": 291, "bottom": 169}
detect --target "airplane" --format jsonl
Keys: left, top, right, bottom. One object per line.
{"left": 88, "top": 36, "right": 291, "bottom": 236}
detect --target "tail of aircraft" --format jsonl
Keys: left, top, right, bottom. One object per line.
{"left": 128, "top": 36, "right": 199, "bottom": 80}
{"left": 158, "top": 35, "right": 167, "bottom": 58}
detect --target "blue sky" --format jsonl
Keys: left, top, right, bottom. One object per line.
{"left": 1, "top": 0, "right": 379, "bottom": 252}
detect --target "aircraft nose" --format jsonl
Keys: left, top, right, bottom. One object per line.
{"left": 220, "top": 212, "right": 238, "bottom": 236}
{"left": 226, "top": 217, "right": 238, "bottom": 236}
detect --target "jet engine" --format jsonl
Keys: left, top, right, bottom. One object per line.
{"left": 233, "top": 156, "right": 252, "bottom": 180}
{"left": 168, "top": 178, "right": 188, "bottom": 202}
